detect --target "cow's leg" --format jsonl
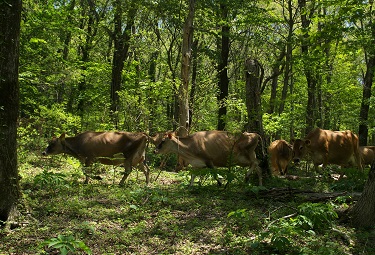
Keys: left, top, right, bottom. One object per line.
{"left": 245, "top": 163, "right": 263, "bottom": 186}
{"left": 119, "top": 161, "right": 133, "bottom": 186}
{"left": 189, "top": 174, "right": 196, "bottom": 186}
{"left": 139, "top": 162, "right": 150, "bottom": 184}
{"left": 277, "top": 161, "right": 285, "bottom": 175}
{"left": 83, "top": 169, "right": 90, "bottom": 184}
{"left": 83, "top": 160, "right": 93, "bottom": 184}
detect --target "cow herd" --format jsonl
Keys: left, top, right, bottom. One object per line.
{"left": 42, "top": 127, "right": 371, "bottom": 186}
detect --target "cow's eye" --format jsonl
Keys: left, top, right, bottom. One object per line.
{"left": 299, "top": 146, "right": 303, "bottom": 150}
{"left": 157, "top": 140, "right": 165, "bottom": 149}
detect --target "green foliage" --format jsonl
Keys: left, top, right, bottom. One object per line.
{"left": 18, "top": 0, "right": 371, "bottom": 136}
{"left": 296, "top": 203, "right": 338, "bottom": 231}
{"left": 5, "top": 147, "right": 374, "bottom": 254}
{"left": 41, "top": 234, "right": 92, "bottom": 255}
{"left": 38, "top": 105, "right": 81, "bottom": 136}
{"left": 251, "top": 202, "right": 339, "bottom": 253}
{"left": 33, "top": 170, "right": 69, "bottom": 191}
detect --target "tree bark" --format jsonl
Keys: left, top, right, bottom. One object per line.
{"left": 217, "top": 2, "right": 229, "bottom": 131}
{"left": 283, "top": 0, "right": 295, "bottom": 139}
{"left": 298, "top": 0, "right": 318, "bottom": 135}
{"left": 266, "top": 49, "right": 285, "bottom": 115}
{"left": 110, "top": 0, "right": 136, "bottom": 128}
{"left": 358, "top": 55, "right": 375, "bottom": 146}
{"left": 244, "top": 58, "right": 263, "bottom": 133}
{"left": 178, "top": 0, "right": 195, "bottom": 137}
{"left": 0, "top": 0, "right": 22, "bottom": 227}
{"left": 189, "top": 39, "right": 199, "bottom": 129}
{"left": 77, "top": 0, "right": 98, "bottom": 118}
{"left": 349, "top": 161, "right": 375, "bottom": 228}
{"left": 244, "top": 58, "right": 269, "bottom": 177}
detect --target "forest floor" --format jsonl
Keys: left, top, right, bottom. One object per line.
{"left": 1, "top": 151, "right": 375, "bottom": 255}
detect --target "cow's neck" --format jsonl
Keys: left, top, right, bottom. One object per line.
{"left": 172, "top": 138, "right": 197, "bottom": 158}
{"left": 62, "top": 137, "right": 81, "bottom": 158}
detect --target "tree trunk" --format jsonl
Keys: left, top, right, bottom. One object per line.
{"left": 0, "top": 0, "right": 22, "bottom": 227}
{"left": 217, "top": 3, "right": 229, "bottom": 131}
{"left": 244, "top": 59, "right": 263, "bottom": 133}
{"left": 298, "top": 0, "right": 318, "bottom": 135}
{"left": 284, "top": 0, "right": 295, "bottom": 138}
{"left": 77, "top": 0, "right": 98, "bottom": 119}
{"left": 349, "top": 161, "right": 375, "bottom": 228}
{"left": 189, "top": 39, "right": 199, "bottom": 129}
{"left": 358, "top": 55, "right": 375, "bottom": 146}
{"left": 266, "top": 48, "right": 285, "bottom": 115}
{"left": 110, "top": 0, "right": 136, "bottom": 128}
{"left": 244, "top": 58, "right": 269, "bottom": 177}
{"left": 148, "top": 50, "right": 158, "bottom": 133}
{"left": 178, "top": 0, "right": 195, "bottom": 137}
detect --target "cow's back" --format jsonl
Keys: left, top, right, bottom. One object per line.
{"left": 299, "top": 128, "right": 361, "bottom": 167}
{"left": 325, "top": 130, "right": 359, "bottom": 165}
{"left": 188, "top": 131, "right": 234, "bottom": 167}
{"left": 73, "top": 131, "right": 147, "bottom": 159}
{"left": 269, "top": 139, "right": 292, "bottom": 175}
{"left": 360, "top": 146, "right": 375, "bottom": 166}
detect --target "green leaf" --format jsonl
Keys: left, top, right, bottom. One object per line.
{"left": 130, "top": 204, "right": 138, "bottom": 210}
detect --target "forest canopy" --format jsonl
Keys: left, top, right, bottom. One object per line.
{"left": 19, "top": 0, "right": 374, "bottom": 142}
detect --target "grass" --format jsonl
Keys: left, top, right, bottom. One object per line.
{"left": 1, "top": 150, "right": 375, "bottom": 255}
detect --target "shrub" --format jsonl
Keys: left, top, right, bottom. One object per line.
{"left": 41, "top": 234, "right": 91, "bottom": 255}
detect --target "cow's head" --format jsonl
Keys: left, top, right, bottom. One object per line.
{"left": 292, "top": 138, "right": 311, "bottom": 164}
{"left": 154, "top": 133, "right": 176, "bottom": 154}
{"left": 42, "top": 133, "right": 66, "bottom": 156}
{"left": 150, "top": 131, "right": 175, "bottom": 147}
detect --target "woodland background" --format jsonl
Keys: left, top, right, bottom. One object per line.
{"left": 2, "top": 0, "right": 375, "bottom": 254}
{"left": 17, "top": 0, "right": 375, "bottom": 142}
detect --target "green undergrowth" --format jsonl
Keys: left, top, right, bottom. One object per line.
{"left": 1, "top": 151, "right": 375, "bottom": 254}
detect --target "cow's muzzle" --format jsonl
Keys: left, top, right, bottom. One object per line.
{"left": 293, "top": 158, "right": 300, "bottom": 164}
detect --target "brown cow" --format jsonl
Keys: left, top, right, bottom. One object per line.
{"left": 154, "top": 130, "right": 262, "bottom": 186}
{"left": 360, "top": 146, "right": 375, "bottom": 167}
{"left": 268, "top": 140, "right": 293, "bottom": 176}
{"left": 150, "top": 131, "right": 187, "bottom": 171}
{"left": 347, "top": 146, "right": 375, "bottom": 168}
{"left": 150, "top": 131, "right": 175, "bottom": 147}
{"left": 42, "top": 131, "right": 150, "bottom": 185}
{"left": 292, "top": 128, "right": 362, "bottom": 172}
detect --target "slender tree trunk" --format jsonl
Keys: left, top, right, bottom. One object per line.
{"left": 164, "top": 28, "right": 180, "bottom": 130}
{"left": 349, "top": 161, "right": 375, "bottom": 228}
{"left": 298, "top": 0, "right": 318, "bottom": 135}
{"left": 189, "top": 39, "right": 199, "bottom": 129}
{"left": 284, "top": 0, "right": 295, "bottom": 138}
{"left": 358, "top": 55, "right": 375, "bottom": 146}
{"left": 148, "top": 50, "right": 158, "bottom": 133}
{"left": 77, "top": 0, "right": 97, "bottom": 119}
{"left": 110, "top": 0, "right": 136, "bottom": 128}
{"left": 178, "top": 0, "right": 195, "bottom": 137}
{"left": 0, "top": 0, "right": 22, "bottom": 227}
{"left": 217, "top": 3, "right": 229, "bottom": 131}
{"left": 266, "top": 49, "right": 285, "bottom": 115}
{"left": 323, "top": 32, "right": 334, "bottom": 129}
{"left": 59, "top": 0, "right": 76, "bottom": 106}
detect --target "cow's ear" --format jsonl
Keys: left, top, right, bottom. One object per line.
{"left": 59, "top": 133, "right": 66, "bottom": 141}
{"left": 168, "top": 133, "right": 173, "bottom": 139}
